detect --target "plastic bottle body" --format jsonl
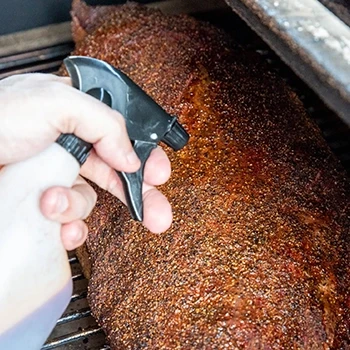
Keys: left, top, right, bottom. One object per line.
{"left": 0, "top": 143, "right": 80, "bottom": 349}
{"left": 0, "top": 279, "right": 72, "bottom": 349}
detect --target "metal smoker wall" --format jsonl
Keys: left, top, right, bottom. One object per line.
{"left": 0, "top": 0, "right": 160, "bottom": 35}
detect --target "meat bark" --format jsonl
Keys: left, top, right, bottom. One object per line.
{"left": 68, "top": 0, "right": 350, "bottom": 348}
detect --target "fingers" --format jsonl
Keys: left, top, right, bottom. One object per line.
{"left": 143, "top": 147, "right": 171, "bottom": 185}
{"left": 47, "top": 76, "right": 141, "bottom": 172}
{"left": 40, "top": 177, "right": 97, "bottom": 223}
{"left": 8, "top": 73, "right": 174, "bottom": 234}
{"left": 0, "top": 73, "right": 140, "bottom": 172}
{"left": 81, "top": 146, "right": 171, "bottom": 196}
{"left": 142, "top": 188, "right": 172, "bottom": 233}
{"left": 60, "top": 220, "right": 88, "bottom": 251}
{"left": 40, "top": 177, "right": 95, "bottom": 250}
{"left": 58, "top": 187, "right": 172, "bottom": 250}
{"left": 80, "top": 147, "right": 172, "bottom": 232}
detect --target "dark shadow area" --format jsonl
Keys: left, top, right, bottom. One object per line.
{"left": 0, "top": 0, "right": 164, "bottom": 35}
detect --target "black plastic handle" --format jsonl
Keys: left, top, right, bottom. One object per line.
{"left": 63, "top": 56, "right": 189, "bottom": 222}
{"left": 117, "top": 140, "right": 156, "bottom": 221}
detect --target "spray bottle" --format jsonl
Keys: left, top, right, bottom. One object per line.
{"left": 0, "top": 56, "right": 189, "bottom": 349}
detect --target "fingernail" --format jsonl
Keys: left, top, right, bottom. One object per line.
{"left": 126, "top": 151, "right": 140, "bottom": 165}
{"left": 55, "top": 193, "right": 69, "bottom": 214}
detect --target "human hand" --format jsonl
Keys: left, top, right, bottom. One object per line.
{"left": 0, "top": 73, "right": 172, "bottom": 250}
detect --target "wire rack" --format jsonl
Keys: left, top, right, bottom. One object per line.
{"left": 0, "top": 4, "right": 348, "bottom": 350}
{"left": 43, "top": 254, "right": 107, "bottom": 349}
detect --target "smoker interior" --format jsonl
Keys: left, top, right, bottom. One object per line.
{"left": 0, "top": 3, "right": 349, "bottom": 350}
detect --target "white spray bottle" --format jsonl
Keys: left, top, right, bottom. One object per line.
{"left": 0, "top": 55, "right": 189, "bottom": 349}
{"left": 0, "top": 134, "right": 91, "bottom": 349}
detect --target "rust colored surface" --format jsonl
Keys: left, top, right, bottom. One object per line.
{"left": 69, "top": 0, "right": 350, "bottom": 348}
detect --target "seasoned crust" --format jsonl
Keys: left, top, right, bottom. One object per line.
{"left": 69, "top": 1, "right": 350, "bottom": 348}
{"left": 75, "top": 242, "right": 91, "bottom": 280}
{"left": 71, "top": 0, "right": 118, "bottom": 43}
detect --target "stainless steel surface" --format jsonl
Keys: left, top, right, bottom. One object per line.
{"left": 0, "top": 2, "right": 348, "bottom": 349}
{"left": 225, "top": 0, "right": 350, "bottom": 125}
{"left": 256, "top": 0, "right": 350, "bottom": 95}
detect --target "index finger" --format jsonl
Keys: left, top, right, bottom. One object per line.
{"left": 48, "top": 76, "right": 141, "bottom": 172}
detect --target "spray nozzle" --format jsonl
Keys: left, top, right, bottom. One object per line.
{"left": 57, "top": 56, "right": 189, "bottom": 221}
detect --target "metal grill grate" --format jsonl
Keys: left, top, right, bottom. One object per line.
{"left": 43, "top": 254, "right": 107, "bottom": 349}
{"left": 0, "top": 4, "right": 349, "bottom": 350}
{"left": 0, "top": 43, "right": 74, "bottom": 79}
